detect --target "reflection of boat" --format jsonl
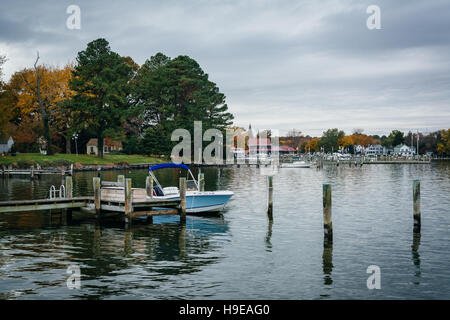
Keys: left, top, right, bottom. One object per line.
{"left": 148, "top": 163, "right": 233, "bottom": 213}
{"left": 280, "top": 161, "right": 311, "bottom": 168}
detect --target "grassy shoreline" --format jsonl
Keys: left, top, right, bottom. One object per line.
{"left": 0, "top": 153, "right": 167, "bottom": 168}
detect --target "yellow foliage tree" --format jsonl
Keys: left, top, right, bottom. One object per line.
{"left": 305, "top": 137, "right": 320, "bottom": 152}
{"left": 437, "top": 129, "right": 450, "bottom": 155}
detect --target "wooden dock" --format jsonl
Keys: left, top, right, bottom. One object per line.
{"left": 0, "top": 175, "right": 186, "bottom": 224}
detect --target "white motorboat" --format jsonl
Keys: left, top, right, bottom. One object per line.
{"left": 148, "top": 163, "right": 234, "bottom": 213}
{"left": 280, "top": 161, "right": 311, "bottom": 168}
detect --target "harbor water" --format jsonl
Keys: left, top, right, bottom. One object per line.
{"left": 0, "top": 163, "right": 449, "bottom": 299}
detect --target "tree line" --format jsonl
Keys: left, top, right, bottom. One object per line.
{"left": 0, "top": 38, "right": 233, "bottom": 158}
{"left": 281, "top": 128, "right": 450, "bottom": 155}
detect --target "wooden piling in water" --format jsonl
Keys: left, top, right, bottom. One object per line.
{"left": 179, "top": 177, "right": 186, "bottom": 223}
{"left": 65, "top": 176, "right": 73, "bottom": 198}
{"left": 199, "top": 173, "right": 205, "bottom": 191}
{"left": 93, "top": 177, "right": 101, "bottom": 215}
{"left": 8, "top": 165, "right": 12, "bottom": 178}
{"left": 267, "top": 176, "right": 273, "bottom": 220}
{"left": 30, "top": 166, "right": 34, "bottom": 179}
{"left": 413, "top": 179, "right": 421, "bottom": 232}
{"left": 124, "top": 178, "right": 133, "bottom": 222}
{"left": 146, "top": 175, "right": 153, "bottom": 198}
{"left": 323, "top": 184, "right": 333, "bottom": 243}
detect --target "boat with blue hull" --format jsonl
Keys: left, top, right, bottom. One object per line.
{"left": 148, "top": 163, "right": 233, "bottom": 213}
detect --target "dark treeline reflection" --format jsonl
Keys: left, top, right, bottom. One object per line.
{"left": 0, "top": 209, "right": 229, "bottom": 299}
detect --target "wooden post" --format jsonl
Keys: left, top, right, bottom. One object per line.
{"left": 117, "top": 174, "right": 125, "bottom": 184}
{"left": 323, "top": 184, "right": 333, "bottom": 243}
{"left": 146, "top": 175, "right": 153, "bottom": 198}
{"left": 124, "top": 178, "right": 133, "bottom": 222}
{"left": 93, "top": 177, "right": 101, "bottom": 215}
{"left": 413, "top": 179, "right": 421, "bottom": 232}
{"left": 65, "top": 176, "right": 73, "bottom": 198}
{"left": 199, "top": 173, "right": 205, "bottom": 191}
{"left": 267, "top": 176, "right": 273, "bottom": 220}
{"left": 70, "top": 163, "right": 73, "bottom": 175}
{"left": 179, "top": 177, "right": 186, "bottom": 223}
{"left": 8, "top": 165, "right": 12, "bottom": 178}
{"left": 30, "top": 166, "right": 34, "bottom": 179}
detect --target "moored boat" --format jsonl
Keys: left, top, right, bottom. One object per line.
{"left": 148, "top": 163, "right": 233, "bottom": 213}
{"left": 280, "top": 161, "right": 311, "bottom": 168}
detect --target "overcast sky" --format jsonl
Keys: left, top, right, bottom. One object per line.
{"left": 1, "top": 0, "right": 449, "bottom": 136}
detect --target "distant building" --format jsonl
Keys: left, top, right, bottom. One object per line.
{"left": 0, "top": 137, "right": 14, "bottom": 154}
{"left": 272, "top": 145, "right": 296, "bottom": 155}
{"left": 393, "top": 144, "right": 416, "bottom": 156}
{"left": 365, "top": 144, "right": 387, "bottom": 156}
{"left": 248, "top": 138, "right": 271, "bottom": 155}
{"left": 87, "top": 138, "right": 123, "bottom": 155}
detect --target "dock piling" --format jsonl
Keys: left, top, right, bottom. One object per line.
{"left": 413, "top": 179, "right": 421, "bottom": 232}
{"left": 30, "top": 166, "right": 34, "bottom": 179}
{"left": 146, "top": 175, "right": 153, "bottom": 198}
{"left": 65, "top": 176, "right": 73, "bottom": 198}
{"left": 267, "top": 176, "right": 273, "bottom": 220}
{"left": 323, "top": 184, "right": 333, "bottom": 243}
{"left": 199, "top": 173, "right": 205, "bottom": 191}
{"left": 179, "top": 177, "right": 186, "bottom": 223}
{"left": 93, "top": 177, "right": 101, "bottom": 215}
{"left": 124, "top": 178, "right": 133, "bottom": 222}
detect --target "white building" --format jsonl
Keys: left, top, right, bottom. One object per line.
{"left": 0, "top": 137, "right": 14, "bottom": 154}
{"left": 365, "top": 144, "right": 387, "bottom": 156}
{"left": 394, "top": 144, "right": 416, "bottom": 156}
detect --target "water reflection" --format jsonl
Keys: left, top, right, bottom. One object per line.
{"left": 265, "top": 220, "right": 273, "bottom": 252}
{"left": 412, "top": 231, "right": 421, "bottom": 283}
{"left": 0, "top": 210, "right": 229, "bottom": 298}
{"left": 322, "top": 240, "right": 333, "bottom": 286}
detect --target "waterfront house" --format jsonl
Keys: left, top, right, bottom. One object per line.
{"left": 87, "top": 138, "right": 123, "bottom": 155}
{"left": 365, "top": 144, "right": 387, "bottom": 156}
{"left": 393, "top": 144, "right": 416, "bottom": 156}
{"left": 0, "top": 136, "right": 14, "bottom": 154}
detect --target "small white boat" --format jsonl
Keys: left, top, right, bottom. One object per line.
{"left": 148, "top": 163, "right": 233, "bottom": 213}
{"left": 280, "top": 161, "right": 311, "bottom": 168}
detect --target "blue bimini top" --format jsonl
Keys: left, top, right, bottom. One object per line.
{"left": 149, "top": 163, "right": 190, "bottom": 171}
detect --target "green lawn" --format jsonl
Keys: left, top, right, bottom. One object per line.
{"left": 0, "top": 153, "right": 167, "bottom": 167}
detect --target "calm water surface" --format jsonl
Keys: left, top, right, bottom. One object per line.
{"left": 0, "top": 163, "right": 449, "bottom": 299}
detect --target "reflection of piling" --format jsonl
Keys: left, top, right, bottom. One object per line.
{"left": 322, "top": 239, "right": 333, "bottom": 285}
{"left": 267, "top": 176, "right": 273, "bottom": 221}
{"left": 412, "top": 230, "right": 421, "bottom": 279}
{"left": 323, "top": 184, "right": 333, "bottom": 243}
{"left": 93, "top": 177, "right": 101, "bottom": 215}
{"left": 179, "top": 177, "right": 186, "bottom": 224}
{"left": 413, "top": 179, "right": 421, "bottom": 232}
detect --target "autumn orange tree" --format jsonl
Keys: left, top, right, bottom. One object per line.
{"left": 305, "top": 137, "right": 321, "bottom": 152}
{"left": 1, "top": 63, "right": 74, "bottom": 152}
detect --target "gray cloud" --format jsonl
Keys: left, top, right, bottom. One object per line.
{"left": 0, "top": 0, "right": 449, "bottom": 136}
